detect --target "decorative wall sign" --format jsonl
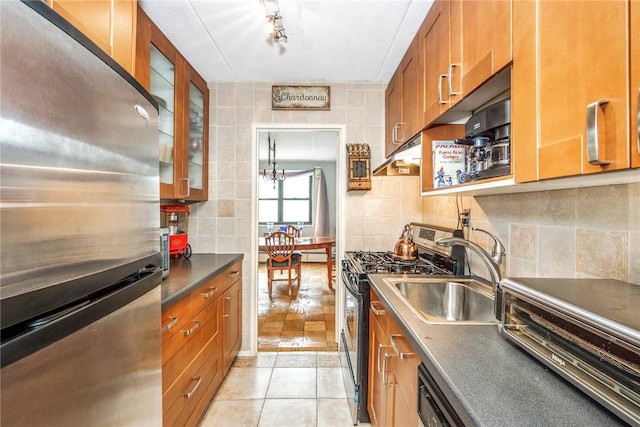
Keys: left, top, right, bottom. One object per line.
{"left": 272, "top": 85, "right": 330, "bottom": 110}
{"left": 346, "top": 143, "right": 371, "bottom": 191}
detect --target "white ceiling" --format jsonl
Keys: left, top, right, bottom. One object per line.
{"left": 139, "top": 0, "right": 434, "bottom": 84}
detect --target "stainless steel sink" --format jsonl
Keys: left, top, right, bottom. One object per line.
{"left": 384, "top": 277, "right": 497, "bottom": 325}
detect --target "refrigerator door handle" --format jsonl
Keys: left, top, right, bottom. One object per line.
{"left": 134, "top": 104, "right": 150, "bottom": 121}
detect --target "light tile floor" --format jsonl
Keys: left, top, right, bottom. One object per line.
{"left": 199, "top": 352, "right": 370, "bottom": 427}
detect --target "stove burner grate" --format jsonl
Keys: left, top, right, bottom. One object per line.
{"left": 351, "top": 251, "right": 452, "bottom": 275}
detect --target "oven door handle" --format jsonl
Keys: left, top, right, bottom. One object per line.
{"left": 342, "top": 271, "right": 362, "bottom": 298}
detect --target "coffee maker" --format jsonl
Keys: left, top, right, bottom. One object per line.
{"left": 456, "top": 98, "right": 511, "bottom": 181}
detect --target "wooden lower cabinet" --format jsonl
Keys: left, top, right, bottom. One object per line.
{"left": 163, "top": 299, "right": 222, "bottom": 427}
{"left": 388, "top": 320, "right": 419, "bottom": 427}
{"left": 161, "top": 261, "right": 242, "bottom": 427}
{"left": 368, "top": 296, "right": 392, "bottom": 427}
{"left": 222, "top": 279, "right": 242, "bottom": 374}
{"left": 368, "top": 290, "right": 419, "bottom": 427}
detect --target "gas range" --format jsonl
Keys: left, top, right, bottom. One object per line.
{"left": 343, "top": 223, "right": 466, "bottom": 282}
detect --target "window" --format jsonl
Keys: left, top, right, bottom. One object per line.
{"left": 259, "top": 173, "right": 312, "bottom": 224}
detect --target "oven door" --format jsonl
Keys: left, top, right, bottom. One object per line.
{"left": 339, "top": 268, "right": 365, "bottom": 424}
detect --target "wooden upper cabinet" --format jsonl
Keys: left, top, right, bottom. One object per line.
{"left": 47, "top": 0, "right": 136, "bottom": 75}
{"left": 385, "top": 70, "right": 402, "bottom": 157}
{"left": 136, "top": 8, "right": 209, "bottom": 201}
{"left": 400, "top": 36, "right": 420, "bottom": 145}
{"left": 513, "top": 0, "right": 630, "bottom": 182}
{"left": 419, "top": 0, "right": 462, "bottom": 127}
{"left": 459, "top": 0, "right": 511, "bottom": 95}
{"left": 385, "top": 35, "right": 420, "bottom": 157}
{"left": 632, "top": 0, "right": 640, "bottom": 169}
{"left": 183, "top": 64, "right": 209, "bottom": 202}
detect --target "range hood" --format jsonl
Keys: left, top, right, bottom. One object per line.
{"left": 372, "top": 136, "right": 421, "bottom": 176}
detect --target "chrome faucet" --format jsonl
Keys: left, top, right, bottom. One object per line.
{"left": 471, "top": 228, "right": 506, "bottom": 265}
{"left": 436, "top": 237, "right": 503, "bottom": 293}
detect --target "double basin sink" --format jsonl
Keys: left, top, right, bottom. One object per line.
{"left": 383, "top": 277, "right": 498, "bottom": 325}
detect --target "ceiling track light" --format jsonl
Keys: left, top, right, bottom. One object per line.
{"left": 263, "top": 0, "right": 287, "bottom": 45}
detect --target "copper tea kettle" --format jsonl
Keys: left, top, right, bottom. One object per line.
{"left": 393, "top": 224, "right": 417, "bottom": 260}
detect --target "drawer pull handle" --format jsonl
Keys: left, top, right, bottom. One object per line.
{"left": 371, "top": 301, "right": 386, "bottom": 316}
{"left": 182, "top": 178, "right": 190, "bottom": 198}
{"left": 182, "top": 320, "right": 201, "bottom": 336}
{"left": 382, "top": 352, "right": 395, "bottom": 387}
{"left": 228, "top": 270, "right": 240, "bottom": 277}
{"left": 390, "top": 333, "right": 414, "bottom": 359}
{"left": 182, "top": 376, "right": 202, "bottom": 398}
{"left": 202, "top": 287, "right": 217, "bottom": 299}
{"left": 586, "top": 99, "right": 611, "bottom": 165}
{"left": 377, "top": 343, "right": 386, "bottom": 375}
{"left": 161, "top": 316, "right": 178, "bottom": 334}
{"left": 448, "top": 63, "right": 461, "bottom": 96}
{"left": 223, "top": 296, "right": 231, "bottom": 318}
{"left": 392, "top": 123, "right": 405, "bottom": 144}
{"left": 438, "top": 73, "right": 450, "bottom": 105}
{"left": 636, "top": 88, "right": 639, "bottom": 154}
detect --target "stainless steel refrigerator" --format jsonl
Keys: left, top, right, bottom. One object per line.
{"left": 1, "top": 1, "right": 163, "bottom": 425}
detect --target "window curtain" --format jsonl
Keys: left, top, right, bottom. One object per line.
{"left": 314, "top": 167, "right": 330, "bottom": 237}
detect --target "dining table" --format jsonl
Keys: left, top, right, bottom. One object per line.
{"left": 258, "top": 236, "right": 336, "bottom": 290}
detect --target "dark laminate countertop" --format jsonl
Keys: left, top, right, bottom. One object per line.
{"left": 161, "top": 253, "right": 244, "bottom": 310}
{"left": 367, "top": 273, "right": 628, "bottom": 427}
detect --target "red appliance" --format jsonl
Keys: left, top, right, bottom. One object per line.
{"left": 160, "top": 205, "right": 191, "bottom": 258}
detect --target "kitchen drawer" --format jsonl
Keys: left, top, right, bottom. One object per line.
{"left": 189, "top": 260, "right": 241, "bottom": 317}
{"left": 183, "top": 345, "right": 223, "bottom": 427}
{"left": 162, "top": 297, "right": 220, "bottom": 389}
{"left": 161, "top": 293, "right": 192, "bottom": 344}
{"left": 163, "top": 329, "right": 222, "bottom": 427}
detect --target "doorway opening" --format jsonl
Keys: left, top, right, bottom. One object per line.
{"left": 250, "top": 124, "right": 346, "bottom": 353}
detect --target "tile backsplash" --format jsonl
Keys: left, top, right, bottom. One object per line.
{"left": 189, "top": 80, "right": 639, "bottom": 354}
{"left": 422, "top": 183, "right": 640, "bottom": 285}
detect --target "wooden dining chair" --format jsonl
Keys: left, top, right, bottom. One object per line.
{"left": 286, "top": 224, "right": 303, "bottom": 277}
{"left": 286, "top": 224, "right": 300, "bottom": 237}
{"left": 265, "top": 231, "right": 301, "bottom": 298}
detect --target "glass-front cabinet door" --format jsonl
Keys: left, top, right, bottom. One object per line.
{"left": 183, "top": 66, "right": 208, "bottom": 201}
{"left": 150, "top": 45, "right": 176, "bottom": 190}
{"left": 135, "top": 8, "right": 209, "bottom": 201}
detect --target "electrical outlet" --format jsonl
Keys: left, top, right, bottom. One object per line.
{"left": 460, "top": 209, "right": 471, "bottom": 228}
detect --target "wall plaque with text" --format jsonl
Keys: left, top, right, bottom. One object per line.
{"left": 272, "top": 85, "right": 330, "bottom": 110}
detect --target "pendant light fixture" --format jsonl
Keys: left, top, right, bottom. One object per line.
{"left": 263, "top": 133, "right": 286, "bottom": 188}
